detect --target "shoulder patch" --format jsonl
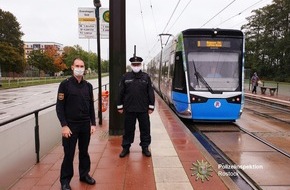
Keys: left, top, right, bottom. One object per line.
{"left": 58, "top": 93, "right": 64, "bottom": 100}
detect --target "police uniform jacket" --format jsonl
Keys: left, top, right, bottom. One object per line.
{"left": 117, "top": 71, "right": 155, "bottom": 112}
{"left": 56, "top": 76, "right": 96, "bottom": 127}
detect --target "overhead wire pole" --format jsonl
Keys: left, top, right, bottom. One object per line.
{"left": 157, "top": 33, "right": 172, "bottom": 90}
{"left": 93, "top": 0, "right": 102, "bottom": 125}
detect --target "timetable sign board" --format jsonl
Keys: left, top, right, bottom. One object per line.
{"left": 78, "top": 8, "right": 97, "bottom": 39}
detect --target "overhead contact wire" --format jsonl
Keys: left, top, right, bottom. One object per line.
{"left": 138, "top": 0, "right": 150, "bottom": 56}
{"left": 215, "top": 0, "right": 267, "bottom": 27}
{"left": 148, "top": 0, "right": 159, "bottom": 37}
{"left": 200, "top": 0, "right": 237, "bottom": 28}
{"left": 162, "top": 0, "right": 182, "bottom": 33}
{"left": 166, "top": 0, "right": 193, "bottom": 33}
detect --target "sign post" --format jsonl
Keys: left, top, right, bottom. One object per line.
{"left": 93, "top": 0, "right": 103, "bottom": 125}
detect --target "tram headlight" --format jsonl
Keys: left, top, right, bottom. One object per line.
{"left": 190, "top": 94, "right": 208, "bottom": 103}
{"left": 226, "top": 95, "right": 241, "bottom": 104}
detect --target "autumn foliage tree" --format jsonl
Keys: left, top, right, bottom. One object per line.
{"left": 44, "top": 46, "right": 67, "bottom": 72}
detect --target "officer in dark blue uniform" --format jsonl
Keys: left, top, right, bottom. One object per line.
{"left": 117, "top": 55, "right": 155, "bottom": 158}
{"left": 56, "top": 58, "right": 96, "bottom": 190}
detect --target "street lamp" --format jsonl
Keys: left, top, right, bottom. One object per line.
{"left": 93, "top": 0, "right": 102, "bottom": 125}
{"left": 94, "top": 0, "right": 101, "bottom": 8}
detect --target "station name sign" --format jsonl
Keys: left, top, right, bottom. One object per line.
{"left": 78, "top": 7, "right": 109, "bottom": 39}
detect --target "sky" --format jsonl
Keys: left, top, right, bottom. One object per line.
{"left": 0, "top": 0, "right": 273, "bottom": 65}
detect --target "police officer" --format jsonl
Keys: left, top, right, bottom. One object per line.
{"left": 117, "top": 55, "right": 155, "bottom": 158}
{"left": 56, "top": 58, "right": 96, "bottom": 190}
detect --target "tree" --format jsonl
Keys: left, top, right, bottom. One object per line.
{"left": 63, "top": 45, "right": 98, "bottom": 72}
{"left": 44, "top": 46, "right": 67, "bottom": 72}
{"left": 27, "top": 50, "right": 54, "bottom": 76}
{"left": 101, "top": 60, "right": 109, "bottom": 73}
{"left": 0, "top": 9, "right": 25, "bottom": 74}
{"left": 242, "top": 0, "right": 290, "bottom": 81}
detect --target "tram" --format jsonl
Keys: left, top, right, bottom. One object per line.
{"left": 147, "top": 28, "right": 245, "bottom": 122}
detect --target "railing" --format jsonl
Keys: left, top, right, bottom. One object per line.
{"left": 0, "top": 76, "right": 72, "bottom": 89}
{"left": 0, "top": 74, "right": 102, "bottom": 88}
{"left": 0, "top": 83, "right": 109, "bottom": 163}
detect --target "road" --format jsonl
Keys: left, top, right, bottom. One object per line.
{"left": 0, "top": 77, "right": 109, "bottom": 125}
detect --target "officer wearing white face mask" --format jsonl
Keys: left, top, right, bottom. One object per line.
{"left": 117, "top": 55, "right": 155, "bottom": 158}
{"left": 56, "top": 58, "right": 96, "bottom": 190}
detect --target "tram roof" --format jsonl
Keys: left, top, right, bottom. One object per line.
{"left": 182, "top": 28, "right": 244, "bottom": 37}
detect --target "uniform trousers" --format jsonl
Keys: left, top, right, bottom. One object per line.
{"left": 60, "top": 121, "right": 91, "bottom": 185}
{"left": 122, "top": 112, "right": 151, "bottom": 149}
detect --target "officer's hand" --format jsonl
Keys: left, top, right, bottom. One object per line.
{"left": 62, "top": 126, "right": 72, "bottom": 138}
{"left": 118, "top": 109, "right": 123, "bottom": 114}
{"left": 91, "top": 125, "right": 97, "bottom": 134}
{"left": 148, "top": 110, "right": 154, "bottom": 114}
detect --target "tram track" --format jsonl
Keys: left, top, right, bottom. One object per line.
{"left": 187, "top": 119, "right": 290, "bottom": 190}
{"left": 184, "top": 99, "right": 290, "bottom": 189}
{"left": 156, "top": 91, "right": 290, "bottom": 189}
{"left": 235, "top": 124, "right": 290, "bottom": 159}
{"left": 186, "top": 121, "right": 261, "bottom": 190}
{"left": 242, "top": 96, "right": 290, "bottom": 156}
{"left": 244, "top": 98, "right": 290, "bottom": 125}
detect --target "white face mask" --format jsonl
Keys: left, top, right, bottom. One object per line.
{"left": 131, "top": 65, "right": 142, "bottom": 73}
{"left": 73, "top": 67, "right": 85, "bottom": 76}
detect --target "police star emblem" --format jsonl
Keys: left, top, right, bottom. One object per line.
{"left": 190, "top": 160, "right": 213, "bottom": 182}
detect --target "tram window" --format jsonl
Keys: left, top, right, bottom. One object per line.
{"left": 173, "top": 52, "right": 186, "bottom": 92}
{"left": 187, "top": 52, "right": 240, "bottom": 91}
{"left": 169, "top": 53, "right": 175, "bottom": 78}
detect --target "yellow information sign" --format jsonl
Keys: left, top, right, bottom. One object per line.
{"left": 206, "top": 41, "right": 223, "bottom": 47}
{"left": 197, "top": 40, "right": 223, "bottom": 48}
{"left": 78, "top": 8, "right": 97, "bottom": 39}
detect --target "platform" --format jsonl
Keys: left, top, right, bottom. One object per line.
{"left": 9, "top": 93, "right": 242, "bottom": 190}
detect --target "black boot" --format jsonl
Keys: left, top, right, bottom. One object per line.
{"left": 61, "top": 183, "right": 71, "bottom": 190}
{"left": 142, "top": 147, "right": 151, "bottom": 157}
{"left": 119, "top": 148, "right": 130, "bottom": 158}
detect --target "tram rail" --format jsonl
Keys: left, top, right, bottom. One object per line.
{"left": 244, "top": 99, "right": 290, "bottom": 125}
{"left": 235, "top": 124, "right": 290, "bottom": 159}
{"left": 186, "top": 122, "right": 261, "bottom": 190}
{"left": 174, "top": 92, "right": 290, "bottom": 189}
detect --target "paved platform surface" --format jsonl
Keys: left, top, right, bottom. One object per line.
{"left": 245, "top": 86, "right": 290, "bottom": 102}
{"left": 9, "top": 94, "right": 239, "bottom": 190}
{"left": 9, "top": 91, "right": 289, "bottom": 190}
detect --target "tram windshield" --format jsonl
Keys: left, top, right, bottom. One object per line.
{"left": 187, "top": 52, "right": 240, "bottom": 91}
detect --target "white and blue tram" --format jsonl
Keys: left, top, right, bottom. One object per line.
{"left": 147, "top": 28, "right": 245, "bottom": 122}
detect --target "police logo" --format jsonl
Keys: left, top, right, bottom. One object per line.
{"left": 58, "top": 93, "right": 64, "bottom": 100}
{"left": 191, "top": 160, "right": 213, "bottom": 182}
